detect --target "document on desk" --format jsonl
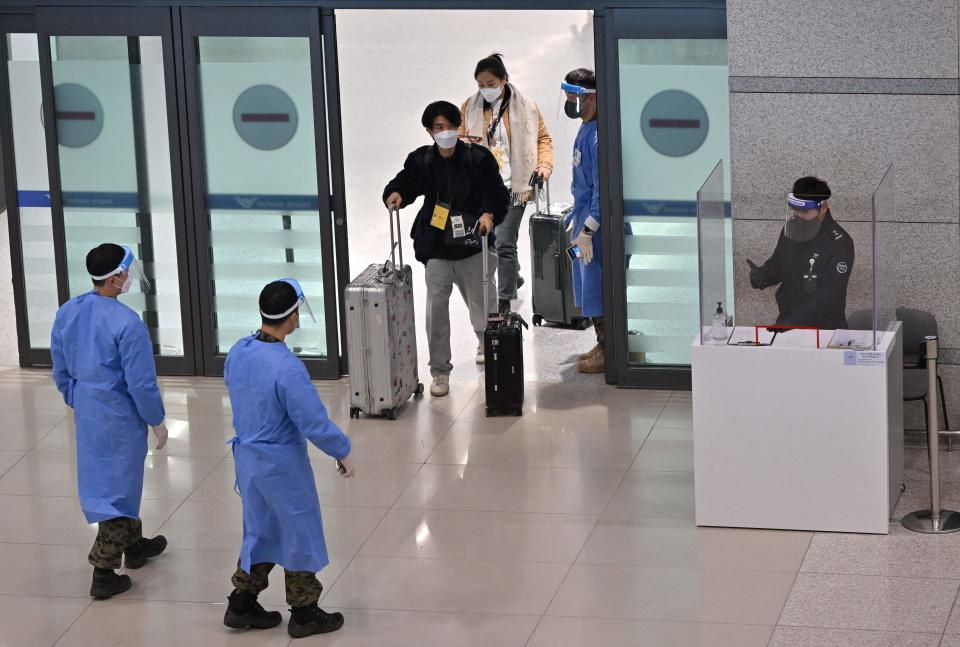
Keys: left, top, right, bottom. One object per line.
{"left": 726, "top": 326, "right": 776, "bottom": 346}
{"left": 772, "top": 328, "right": 826, "bottom": 349}
{"left": 828, "top": 329, "right": 874, "bottom": 350}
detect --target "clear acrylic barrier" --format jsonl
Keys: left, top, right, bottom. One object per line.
{"left": 697, "top": 160, "right": 731, "bottom": 345}
{"left": 872, "top": 164, "right": 897, "bottom": 348}
{"left": 715, "top": 167, "right": 893, "bottom": 350}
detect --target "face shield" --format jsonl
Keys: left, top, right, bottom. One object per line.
{"left": 559, "top": 82, "right": 596, "bottom": 119}
{"left": 89, "top": 245, "right": 150, "bottom": 292}
{"left": 260, "top": 277, "right": 317, "bottom": 323}
{"left": 784, "top": 193, "right": 825, "bottom": 242}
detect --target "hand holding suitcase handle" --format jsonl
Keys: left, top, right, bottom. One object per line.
{"left": 529, "top": 172, "right": 551, "bottom": 216}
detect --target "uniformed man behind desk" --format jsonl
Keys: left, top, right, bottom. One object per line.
{"left": 746, "top": 176, "right": 854, "bottom": 329}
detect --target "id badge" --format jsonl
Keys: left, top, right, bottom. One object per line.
{"left": 431, "top": 202, "right": 450, "bottom": 230}
{"left": 450, "top": 214, "right": 466, "bottom": 238}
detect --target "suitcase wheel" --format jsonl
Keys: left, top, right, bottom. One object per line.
{"left": 349, "top": 407, "right": 361, "bottom": 419}
{"left": 512, "top": 407, "right": 523, "bottom": 417}
{"left": 485, "top": 407, "right": 495, "bottom": 418}
{"left": 532, "top": 314, "right": 543, "bottom": 327}
{"left": 414, "top": 383, "right": 425, "bottom": 398}
{"left": 386, "top": 407, "right": 398, "bottom": 421}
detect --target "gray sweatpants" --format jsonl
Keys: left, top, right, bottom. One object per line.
{"left": 425, "top": 249, "right": 498, "bottom": 377}
{"left": 495, "top": 203, "right": 527, "bottom": 300}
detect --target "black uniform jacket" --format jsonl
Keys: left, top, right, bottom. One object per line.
{"left": 382, "top": 140, "right": 509, "bottom": 265}
{"left": 751, "top": 212, "right": 855, "bottom": 329}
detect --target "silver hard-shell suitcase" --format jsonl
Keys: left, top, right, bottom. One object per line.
{"left": 345, "top": 207, "right": 423, "bottom": 419}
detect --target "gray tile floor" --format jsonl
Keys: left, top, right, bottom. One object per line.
{"left": 0, "top": 366, "right": 958, "bottom": 646}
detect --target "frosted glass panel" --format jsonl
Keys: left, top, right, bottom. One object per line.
{"left": 7, "top": 33, "right": 58, "bottom": 349}
{"left": 618, "top": 38, "right": 730, "bottom": 366}
{"left": 49, "top": 35, "right": 184, "bottom": 357}
{"left": 196, "top": 37, "right": 325, "bottom": 357}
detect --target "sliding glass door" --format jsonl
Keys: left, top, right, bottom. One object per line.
{"left": 36, "top": 7, "right": 195, "bottom": 373}
{"left": 181, "top": 7, "right": 341, "bottom": 378}
{"left": 601, "top": 4, "right": 729, "bottom": 388}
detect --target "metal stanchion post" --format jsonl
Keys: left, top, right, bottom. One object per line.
{"left": 903, "top": 336, "right": 960, "bottom": 533}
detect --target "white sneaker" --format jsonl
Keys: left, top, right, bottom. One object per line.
{"left": 430, "top": 374, "right": 450, "bottom": 397}
{"left": 475, "top": 343, "right": 485, "bottom": 365}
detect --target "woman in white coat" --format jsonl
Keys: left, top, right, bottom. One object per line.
{"left": 460, "top": 53, "right": 554, "bottom": 313}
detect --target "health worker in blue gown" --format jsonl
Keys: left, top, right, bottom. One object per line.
{"left": 562, "top": 68, "right": 606, "bottom": 374}
{"left": 222, "top": 279, "right": 354, "bottom": 640}
{"left": 51, "top": 243, "right": 170, "bottom": 600}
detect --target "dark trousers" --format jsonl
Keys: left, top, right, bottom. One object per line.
{"left": 232, "top": 561, "right": 322, "bottom": 607}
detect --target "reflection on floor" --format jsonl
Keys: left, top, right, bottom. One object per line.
{"left": 0, "top": 367, "right": 958, "bottom": 646}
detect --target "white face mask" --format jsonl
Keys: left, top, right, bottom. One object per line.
{"left": 433, "top": 130, "right": 459, "bottom": 150}
{"left": 114, "top": 274, "right": 132, "bottom": 295}
{"left": 479, "top": 86, "right": 502, "bottom": 103}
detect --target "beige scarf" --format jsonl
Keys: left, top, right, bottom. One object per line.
{"left": 464, "top": 83, "right": 538, "bottom": 205}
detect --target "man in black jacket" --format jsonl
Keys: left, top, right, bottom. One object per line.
{"left": 747, "top": 176, "right": 854, "bottom": 330}
{"left": 384, "top": 100, "right": 509, "bottom": 397}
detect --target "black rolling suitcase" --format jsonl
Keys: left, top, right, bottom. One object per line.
{"left": 528, "top": 176, "right": 591, "bottom": 330}
{"left": 482, "top": 235, "right": 527, "bottom": 417}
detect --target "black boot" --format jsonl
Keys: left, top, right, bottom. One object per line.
{"left": 498, "top": 298, "right": 511, "bottom": 315}
{"left": 90, "top": 567, "right": 131, "bottom": 599}
{"left": 287, "top": 604, "right": 344, "bottom": 638}
{"left": 223, "top": 590, "right": 282, "bottom": 630}
{"left": 124, "top": 535, "right": 167, "bottom": 569}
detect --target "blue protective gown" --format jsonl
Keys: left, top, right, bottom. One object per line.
{"left": 225, "top": 335, "right": 351, "bottom": 574}
{"left": 570, "top": 119, "right": 604, "bottom": 317}
{"left": 50, "top": 291, "right": 165, "bottom": 524}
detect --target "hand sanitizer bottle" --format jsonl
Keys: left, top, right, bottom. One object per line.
{"left": 712, "top": 301, "right": 726, "bottom": 343}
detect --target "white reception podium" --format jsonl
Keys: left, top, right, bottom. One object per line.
{"left": 691, "top": 324, "right": 904, "bottom": 534}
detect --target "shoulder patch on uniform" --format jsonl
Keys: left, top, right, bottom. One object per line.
{"left": 832, "top": 229, "right": 844, "bottom": 241}
{"left": 836, "top": 261, "right": 848, "bottom": 274}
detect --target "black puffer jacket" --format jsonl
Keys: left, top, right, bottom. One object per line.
{"left": 383, "top": 141, "right": 510, "bottom": 264}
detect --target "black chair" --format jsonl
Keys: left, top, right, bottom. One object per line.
{"left": 847, "top": 308, "right": 950, "bottom": 447}
{"left": 898, "top": 307, "right": 951, "bottom": 448}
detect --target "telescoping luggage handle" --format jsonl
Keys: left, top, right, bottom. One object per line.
{"left": 529, "top": 171, "right": 551, "bottom": 216}
{"left": 387, "top": 205, "right": 404, "bottom": 271}
{"left": 482, "top": 232, "right": 490, "bottom": 317}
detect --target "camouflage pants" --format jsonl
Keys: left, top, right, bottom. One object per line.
{"left": 594, "top": 316, "right": 605, "bottom": 345}
{"left": 232, "top": 561, "right": 322, "bottom": 607}
{"left": 89, "top": 517, "right": 143, "bottom": 570}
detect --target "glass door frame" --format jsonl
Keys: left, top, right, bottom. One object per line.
{"left": 180, "top": 6, "right": 342, "bottom": 379}
{"left": 598, "top": 3, "right": 727, "bottom": 389}
{"left": 34, "top": 5, "right": 199, "bottom": 375}
{"left": 0, "top": 10, "right": 51, "bottom": 368}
